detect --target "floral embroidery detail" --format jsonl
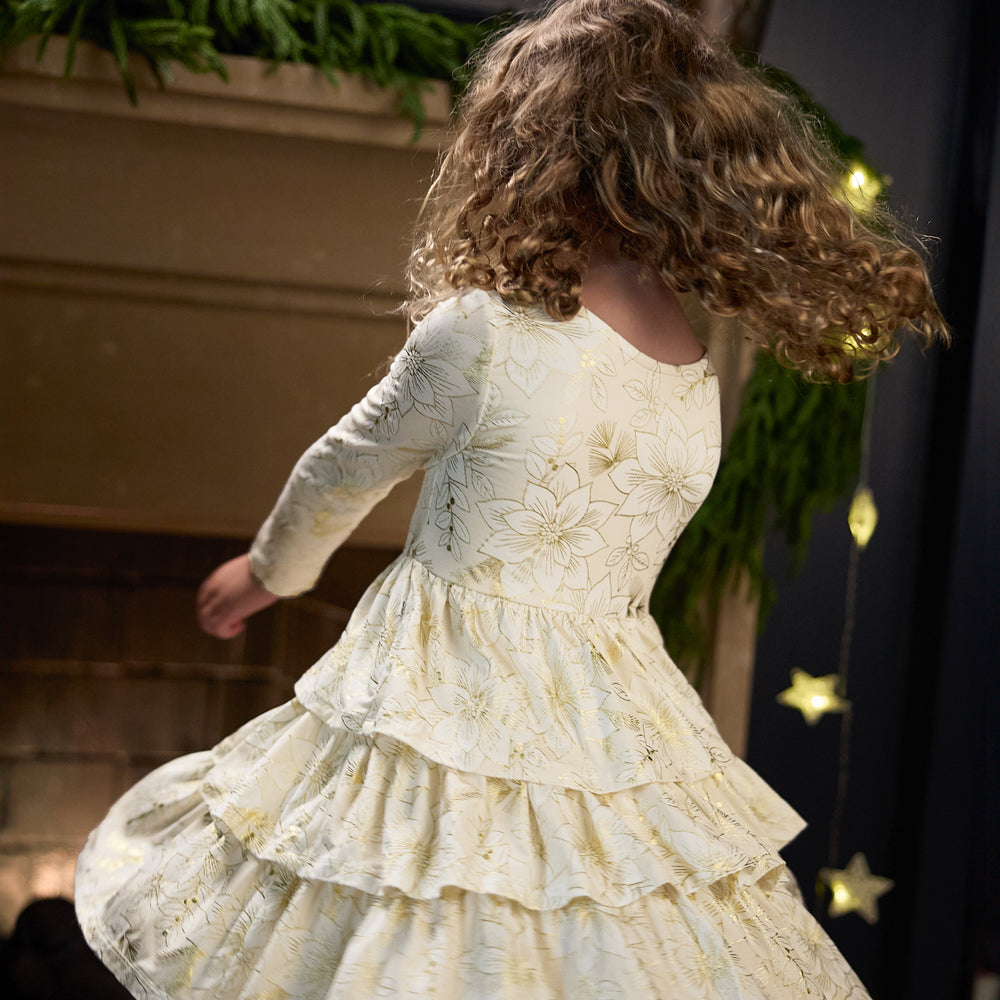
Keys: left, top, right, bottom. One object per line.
{"left": 429, "top": 654, "right": 516, "bottom": 764}
{"left": 478, "top": 476, "right": 617, "bottom": 597}
{"left": 568, "top": 347, "right": 617, "bottom": 412}
{"left": 524, "top": 415, "right": 585, "bottom": 482}
{"left": 389, "top": 322, "right": 479, "bottom": 426}
{"left": 606, "top": 533, "right": 651, "bottom": 589}
{"left": 623, "top": 369, "right": 663, "bottom": 429}
{"left": 673, "top": 363, "right": 720, "bottom": 410}
{"left": 610, "top": 406, "right": 719, "bottom": 542}
{"left": 587, "top": 420, "right": 637, "bottom": 478}
{"left": 572, "top": 573, "right": 633, "bottom": 618}
{"left": 431, "top": 374, "right": 526, "bottom": 560}
{"left": 493, "top": 300, "right": 592, "bottom": 396}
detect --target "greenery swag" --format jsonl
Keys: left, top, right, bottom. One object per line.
{"left": 0, "top": 0, "right": 499, "bottom": 128}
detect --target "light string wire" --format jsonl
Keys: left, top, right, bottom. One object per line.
{"left": 825, "top": 370, "right": 878, "bottom": 880}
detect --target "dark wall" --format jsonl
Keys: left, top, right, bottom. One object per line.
{"left": 749, "top": 1, "right": 999, "bottom": 999}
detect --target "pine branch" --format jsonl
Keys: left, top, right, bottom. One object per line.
{"left": 0, "top": 0, "right": 496, "bottom": 123}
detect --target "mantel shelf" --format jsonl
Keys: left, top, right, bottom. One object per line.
{"left": 0, "top": 36, "right": 452, "bottom": 149}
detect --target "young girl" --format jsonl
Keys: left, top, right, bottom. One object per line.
{"left": 75, "top": 1, "right": 946, "bottom": 997}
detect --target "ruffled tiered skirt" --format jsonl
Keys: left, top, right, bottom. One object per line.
{"left": 75, "top": 556, "right": 871, "bottom": 999}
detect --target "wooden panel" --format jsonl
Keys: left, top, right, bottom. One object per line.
{"left": 0, "top": 37, "right": 451, "bottom": 149}
{"left": 0, "top": 44, "right": 445, "bottom": 542}
{"left": 0, "top": 103, "right": 436, "bottom": 292}
{"left": 0, "top": 282, "right": 424, "bottom": 540}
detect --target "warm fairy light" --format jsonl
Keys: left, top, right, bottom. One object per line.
{"left": 834, "top": 324, "right": 887, "bottom": 360}
{"left": 842, "top": 332, "right": 862, "bottom": 354}
{"left": 848, "top": 486, "right": 879, "bottom": 549}
{"left": 776, "top": 669, "right": 849, "bottom": 725}
{"left": 840, "top": 324, "right": 893, "bottom": 362}
{"left": 819, "top": 853, "right": 895, "bottom": 924}
{"left": 28, "top": 849, "right": 78, "bottom": 899}
{"left": 839, "top": 163, "right": 885, "bottom": 213}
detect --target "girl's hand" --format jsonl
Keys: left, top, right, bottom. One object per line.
{"left": 196, "top": 554, "right": 279, "bottom": 639}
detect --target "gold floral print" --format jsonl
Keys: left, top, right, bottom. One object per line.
{"left": 492, "top": 299, "right": 592, "bottom": 397}
{"left": 76, "top": 290, "right": 871, "bottom": 1000}
{"left": 586, "top": 420, "right": 637, "bottom": 479}
{"left": 478, "top": 477, "right": 617, "bottom": 597}
{"left": 623, "top": 370, "right": 665, "bottom": 429}
{"left": 428, "top": 654, "right": 515, "bottom": 764}
{"left": 610, "top": 408, "right": 718, "bottom": 544}
{"left": 673, "top": 364, "right": 721, "bottom": 411}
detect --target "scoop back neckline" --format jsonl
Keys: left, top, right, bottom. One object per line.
{"left": 576, "top": 304, "right": 710, "bottom": 373}
{"left": 480, "top": 290, "right": 711, "bottom": 373}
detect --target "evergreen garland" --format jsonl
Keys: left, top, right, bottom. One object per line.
{"left": 0, "top": 0, "right": 499, "bottom": 127}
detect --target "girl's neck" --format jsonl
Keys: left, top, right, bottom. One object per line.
{"left": 579, "top": 238, "right": 706, "bottom": 366}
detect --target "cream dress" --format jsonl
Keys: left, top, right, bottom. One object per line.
{"left": 75, "top": 289, "right": 870, "bottom": 999}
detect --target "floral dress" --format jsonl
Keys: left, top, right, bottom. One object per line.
{"left": 75, "top": 289, "right": 870, "bottom": 999}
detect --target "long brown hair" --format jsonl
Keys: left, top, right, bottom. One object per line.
{"left": 407, "top": 0, "right": 947, "bottom": 381}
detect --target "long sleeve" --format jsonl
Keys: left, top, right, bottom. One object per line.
{"left": 249, "top": 292, "right": 495, "bottom": 596}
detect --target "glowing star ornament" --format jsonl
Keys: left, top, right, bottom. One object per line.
{"left": 776, "top": 669, "right": 850, "bottom": 725}
{"left": 819, "top": 853, "right": 895, "bottom": 924}
{"left": 848, "top": 486, "right": 879, "bottom": 549}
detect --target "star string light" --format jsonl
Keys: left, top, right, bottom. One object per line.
{"left": 777, "top": 371, "right": 895, "bottom": 923}
{"left": 848, "top": 486, "right": 879, "bottom": 549}
{"left": 819, "top": 853, "right": 895, "bottom": 924}
{"left": 777, "top": 670, "right": 850, "bottom": 725}
{"left": 823, "top": 374, "right": 893, "bottom": 920}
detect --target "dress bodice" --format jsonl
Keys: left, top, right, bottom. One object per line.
{"left": 404, "top": 293, "right": 721, "bottom": 616}
{"left": 249, "top": 289, "right": 720, "bottom": 616}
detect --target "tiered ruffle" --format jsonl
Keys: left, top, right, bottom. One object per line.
{"left": 75, "top": 556, "right": 872, "bottom": 999}
{"left": 293, "top": 556, "right": 737, "bottom": 789}
{"left": 198, "top": 698, "right": 804, "bottom": 908}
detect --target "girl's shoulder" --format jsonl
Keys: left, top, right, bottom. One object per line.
{"left": 406, "top": 288, "right": 500, "bottom": 367}
{"left": 418, "top": 288, "right": 532, "bottom": 346}
{"left": 421, "top": 287, "right": 495, "bottom": 329}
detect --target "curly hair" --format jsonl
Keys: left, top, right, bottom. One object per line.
{"left": 407, "top": 0, "right": 947, "bottom": 381}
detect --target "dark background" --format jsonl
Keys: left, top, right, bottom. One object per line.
{"left": 751, "top": 1, "right": 999, "bottom": 999}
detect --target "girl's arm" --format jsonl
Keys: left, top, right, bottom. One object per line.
{"left": 197, "top": 292, "right": 494, "bottom": 635}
